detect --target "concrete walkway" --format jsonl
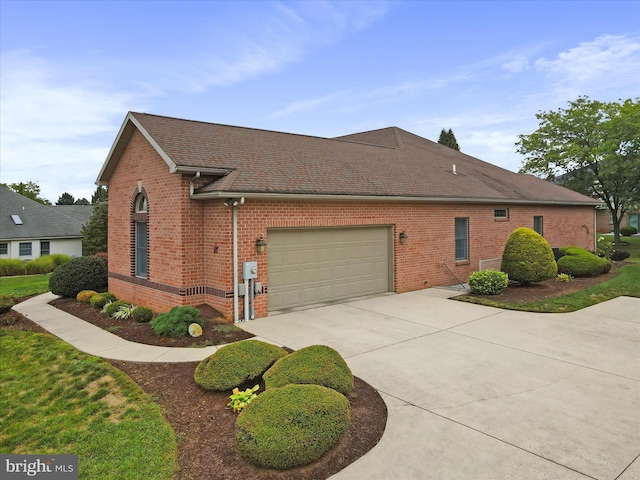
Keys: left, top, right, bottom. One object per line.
{"left": 11, "top": 289, "right": 640, "bottom": 479}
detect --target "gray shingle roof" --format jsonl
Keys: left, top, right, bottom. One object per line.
{"left": 52, "top": 205, "right": 94, "bottom": 226}
{"left": 0, "top": 187, "right": 85, "bottom": 241}
{"left": 97, "top": 112, "right": 599, "bottom": 206}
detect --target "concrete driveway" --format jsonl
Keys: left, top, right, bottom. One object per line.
{"left": 240, "top": 288, "right": 640, "bottom": 480}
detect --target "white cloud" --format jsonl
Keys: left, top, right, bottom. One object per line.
{"left": 502, "top": 54, "right": 531, "bottom": 74}
{"left": 0, "top": 50, "right": 139, "bottom": 201}
{"left": 534, "top": 34, "right": 640, "bottom": 94}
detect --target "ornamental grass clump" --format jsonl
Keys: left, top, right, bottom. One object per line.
{"left": 194, "top": 340, "right": 288, "bottom": 391}
{"left": 151, "top": 306, "right": 203, "bottom": 337}
{"left": 501, "top": 227, "right": 557, "bottom": 284}
{"left": 468, "top": 270, "right": 509, "bottom": 295}
{"left": 103, "top": 300, "right": 130, "bottom": 317}
{"left": 235, "top": 384, "right": 351, "bottom": 470}
{"left": 264, "top": 345, "right": 354, "bottom": 395}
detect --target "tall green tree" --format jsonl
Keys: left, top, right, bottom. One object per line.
{"left": 437, "top": 128, "right": 460, "bottom": 150}
{"left": 56, "top": 192, "right": 76, "bottom": 205}
{"left": 92, "top": 186, "right": 108, "bottom": 204}
{"left": 517, "top": 97, "right": 640, "bottom": 244}
{"left": 1, "top": 181, "right": 51, "bottom": 205}
{"left": 74, "top": 198, "right": 90, "bottom": 205}
{"left": 82, "top": 201, "right": 108, "bottom": 255}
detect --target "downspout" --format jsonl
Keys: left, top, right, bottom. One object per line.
{"left": 231, "top": 198, "right": 245, "bottom": 323}
{"left": 189, "top": 171, "right": 201, "bottom": 196}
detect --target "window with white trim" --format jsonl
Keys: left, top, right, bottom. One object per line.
{"left": 494, "top": 208, "right": 509, "bottom": 219}
{"left": 0, "top": 243, "right": 8, "bottom": 255}
{"left": 133, "top": 193, "right": 148, "bottom": 278}
{"left": 455, "top": 217, "right": 469, "bottom": 261}
{"left": 533, "top": 216, "right": 543, "bottom": 235}
{"left": 40, "top": 241, "right": 50, "bottom": 256}
{"left": 19, "top": 242, "right": 32, "bottom": 256}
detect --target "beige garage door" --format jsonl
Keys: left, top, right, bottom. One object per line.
{"left": 267, "top": 227, "right": 392, "bottom": 311}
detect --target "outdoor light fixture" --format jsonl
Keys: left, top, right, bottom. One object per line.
{"left": 399, "top": 231, "right": 408, "bottom": 244}
{"left": 256, "top": 237, "right": 267, "bottom": 253}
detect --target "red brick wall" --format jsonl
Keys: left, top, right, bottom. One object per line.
{"left": 107, "top": 131, "right": 596, "bottom": 320}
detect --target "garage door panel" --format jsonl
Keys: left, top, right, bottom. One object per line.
{"left": 268, "top": 227, "right": 391, "bottom": 311}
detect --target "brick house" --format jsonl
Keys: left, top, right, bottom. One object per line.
{"left": 96, "top": 112, "right": 599, "bottom": 321}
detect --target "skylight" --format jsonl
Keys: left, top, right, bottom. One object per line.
{"left": 11, "top": 214, "right": 23, "bottom": 225}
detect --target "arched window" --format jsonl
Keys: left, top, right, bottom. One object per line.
{"left": 132, "top": 192, "right": 148, "bottom": 278}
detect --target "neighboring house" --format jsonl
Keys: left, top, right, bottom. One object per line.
{"left": 96, "top": 112, "right": 600, "bottom": 321}
{"left": 596, "top": 207, "right": 640, "bottom": 233}
{"left": 52, "top": 204, "right": 94, "bottom": 226}
{"left": 0, "top": 187, "right": 89, "bottom": 260}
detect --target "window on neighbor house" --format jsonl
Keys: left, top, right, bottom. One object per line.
{"left": 494, "top": 208, "right": 509, "bottom": 219}
{"left": 0, "top": 243, "right": 8, "bottom": 255}
{"left": 455, "top": 217, "right": 469, "bottom": 261}
{"left": 40, "top": 241, "right": 50, "bottom": 256}
{"left": 134, "top": 193, "right": 148, "bottom": 278}
{"left": 534, "top": 216, "right": 543, "bottom": 236}
{"left": 19, "top": 242, "right": 32, "bottom": 257}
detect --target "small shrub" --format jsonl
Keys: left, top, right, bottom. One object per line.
{"left": 620, "top": 225, "right": 638, "bottom": 236}
{"left": 103, "top": 300, "right": 130, "bottom": 317}
{"left": 112, "top": 304, "right": 136, "bottom": 320}
{"left": 76, "top": 290, "right": 98, "bottom": 303}
{"left": 557, "top": 247, "right": 611, "bottom": 277}
{"left": 0, "top": 259, "right": 26, "bottom": 276}
{"left": 0, "top": 294, "right": 14, "bottom": 314}
{"left": 501, "top": 227, "right": 557, "bottom": 284}
{"left": 228, "top": 385, "right": 260, "bottom": 413}
{"left": 468, "top": 270, "right": 509, "bottom": 295}
{"left": 195, "top": 340, "right": 288, "bottom": 391}
{"left": 131, "top": 306, "right": 153, "bottom": 323}
{"left": 49, "top": 256, "right": 107, "bottom": 298}
{"left": 556, "top": 273, "right": 573, "bottom": 282}
{"left": 595, "top": 237, "right": 613, "bottom": 259}
{"left": 264, "top": 345, "right": 354, "bottom": 396}
{"left": 90, "top": 292, "right": 117, "bottom": 309}
{"left": 610, "top": 250, "right": 631, "bottom": 261}
{"left": 235, "top": 384, "right": 350, "bottom": 470}
{"left": 151, "top": 306, "right": 204, "bottom": 337}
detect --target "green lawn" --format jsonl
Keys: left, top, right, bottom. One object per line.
{"left": 457, "top": 234, "right": 640, "bottom": 313}
{"left": 0, "top": 274, "right": 51, "bottom": 297}
{"left": 0, "top": 330, "right": 177, "bottom": 479}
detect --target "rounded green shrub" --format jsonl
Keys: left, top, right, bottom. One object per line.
{"left": 48, "top": 256, "right": 107, "bottom": 298}
{"left": 195, "top": 340, "right": 288, "bottom": 391}
{"left": 131, "top": 306, "right": 153, "bottom": 323}
{"left": 620, "top": 225, "right": 638, "bottom": 236}
{"left": 501, "top": 227, "right": 557, "bottom": 284}
{"left": 264, "top": 345, "right": 354, "bottom": 395}
{"left": 235, "top": 384, "right": 351, "bottom": 470}
{"left": 557, "top": 247, "right": 611, "bottom": 277}
{"left": 90, "top": 292, "right": 117, "bottom": 309}
{"left": 468, "top": 269, "right": 509, "bottom": 295}
{"left": 76, "top": 290, "right": 98, "bottom": 303}
{"left": 0, "top": 294, "right": 14, "bottom": 314}
{"left": 611, "top": 250, "right": 631, "bottom": 261}
{"left": 150, "top": 305, "right": 204, "bottom": 337}
{"left": 103, "top": 300, "right": 129, "bottom": 317}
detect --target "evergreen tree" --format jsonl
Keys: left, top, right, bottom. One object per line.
{"left": 82, "top": 202, "right": 108, "bottom": 255}
{"left": 437, "top": 128, "right": 460, "bottom": 150}
{"left": 74, "top": 198, "right": 90, "bottom": 205}
{"left": 56, "top": 192, "right": 76, "bottom": 205}
{"left": 92, "top": 186, "right": 108, "bottom": 204}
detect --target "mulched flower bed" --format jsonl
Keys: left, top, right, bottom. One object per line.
{"left": 1, "top": 303, "right": 388, "bottom": 480}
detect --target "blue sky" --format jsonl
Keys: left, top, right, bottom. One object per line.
{"left": 1, "top": 0, "right": 639, "bottom": 203}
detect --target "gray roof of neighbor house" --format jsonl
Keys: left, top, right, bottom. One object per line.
{"left": 0, "top": 187, "right": 85, "bottom": 241}
{"left": 52, "top": 205, "right": 94, "bottom": 226}
{"left": 97, "top": 112, "right": 599, "bottom": 206}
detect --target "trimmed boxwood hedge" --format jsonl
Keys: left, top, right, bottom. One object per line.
{"left": 501, "top": 227, "right": 557, "bottom": 284}
{"left": 263, "top": 345, "right": 354, "bottom": 395}
{"left": 194, "top": 340, "right": 288, "bottom": 391}
{"left": 468, "top": 269, "right": 509, "bottom": 295}
{"left": 556, "top": 247, "right": 611, "bottom": 277}
{"left": 235, "top": 384, "right": 350, "bottom": 470}
{"left": 49, "top": 256, "right": 107, "bottom": 298}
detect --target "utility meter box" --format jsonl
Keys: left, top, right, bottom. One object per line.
{"left": 242, "top": 261, "right": 258, "bottom": 280}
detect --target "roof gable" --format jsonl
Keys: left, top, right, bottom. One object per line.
{"left": 0, "top": 187, "right": 85, "bottom": 241}
{"left": 97, "top": 112, "right": 599, "bottom": 206}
